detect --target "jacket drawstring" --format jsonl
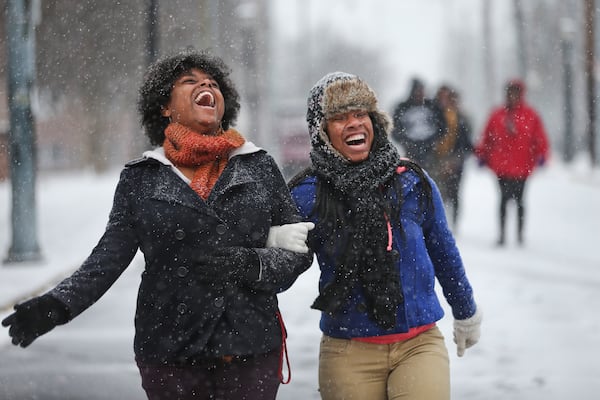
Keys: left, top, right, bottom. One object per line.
{"left": 382, "top": 165, "right": 407, "bottom": 252}
{"left": 384, "top": 212, "right": 393, "bottom": 251}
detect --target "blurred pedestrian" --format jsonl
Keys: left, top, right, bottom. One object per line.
{"left": 475, "top": 79, "right": 550, "bottom": 246}
{"left": 391, "top": 78, "right": 446, "bottom": 173}
{"left": 2, "top": 50, "right": 314, "bottom": 400}
{"left": 433, "top": 85, "right": 473, "bottom": 231}
{"left": 287, "top": 72, "right": 481, "bottom": 400}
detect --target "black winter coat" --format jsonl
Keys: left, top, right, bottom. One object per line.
{"left": 391, "top": 99, "right": 446, "bottom": 170}
{"left": 50, "top": 150, "right": 313, "bottom": 364}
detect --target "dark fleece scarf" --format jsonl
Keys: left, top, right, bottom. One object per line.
{"left": 305, "top": 72, "right": 404, "bottom": 330}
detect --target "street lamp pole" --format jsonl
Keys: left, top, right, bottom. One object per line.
{"left": 594, "top": 0, "right": 600, "bottom": 165}
{"left": 560, "top": 17, "right": 575, "bottom": 163}
{"left": 585, "top": 0, "right": 597, "bottom": 166}
{"left": 146, "top": 0, "right": 159, "bottom": 67}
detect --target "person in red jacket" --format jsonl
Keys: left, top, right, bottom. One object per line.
{"left": 475, "top": 79, "right": 549, "bottom": 246}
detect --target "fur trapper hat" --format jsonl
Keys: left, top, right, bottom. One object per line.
{"left": 306, "top": 72, "right": 392, "bottom": 160}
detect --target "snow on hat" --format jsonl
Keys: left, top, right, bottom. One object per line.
{"left": 306, "top": 72, "right": 391, "bottom": 158}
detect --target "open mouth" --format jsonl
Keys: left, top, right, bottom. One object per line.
{"left": 194, "top": 91, "right": 215, "bottom": 107}
{"left": 345, "top": 133, "right": 366, "bottom": 146}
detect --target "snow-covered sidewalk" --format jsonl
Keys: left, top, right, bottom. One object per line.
{"left": 279, "top": 157, "right": 600, "bottom": 399}
{"left": 1, "top": 157, "right": 599, "bottom": 399}
{"left": 0, "top": 170, "right": 119, "bottom": 326}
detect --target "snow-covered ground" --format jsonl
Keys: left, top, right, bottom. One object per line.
{"left": 280, "top": 156, "right": 600, "bottom": 400}
{"left": 1, "top": 156, "right": 599, "bottom": 399}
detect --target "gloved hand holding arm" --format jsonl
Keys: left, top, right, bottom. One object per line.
{"left": 266, "top": 222, "right": 315, "bottom": 253}
{"left": 453, "top": 307, "right": 482, "bottom": 357}
{"left": 2, "top": 293, "right": 70, "bottom": 348}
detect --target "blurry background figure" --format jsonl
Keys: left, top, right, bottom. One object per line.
{"left": 391, "top": 78, "right": 446, "bottom": 173}
{"left": 433, "top": 85, "right": 473, "bottom": 232}
{"left": 475, "top": 79, "right": 550, "bottom": 246}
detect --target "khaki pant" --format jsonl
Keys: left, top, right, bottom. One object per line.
{"left": 318, "top": 326, "right": 450, "bottom": 400}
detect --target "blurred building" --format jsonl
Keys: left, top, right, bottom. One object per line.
{"left": 0, "top": 0, "right": 596, "bottom": 182}
{"left": 0, "top": 0, "right": 271, "bottom": 176}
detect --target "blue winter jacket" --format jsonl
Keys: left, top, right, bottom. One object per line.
{"left": 290, "top": 168, "right": 476, "bottom": 339}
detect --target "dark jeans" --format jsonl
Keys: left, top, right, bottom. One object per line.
{"left": 497, "top": 177, "right": 527, "bottom": 243}
{"left": 137, "top": 349, "right": 281, "bottom": 400}
{"left": 437, "top": 162, "right": 465, "bottom": 229}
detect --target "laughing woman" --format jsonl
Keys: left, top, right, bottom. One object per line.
{"left": 287, "top": 72, "right": 482, "bottom": 400}
{"left": 2, "top": 50, "right": 313, "bottom": 400}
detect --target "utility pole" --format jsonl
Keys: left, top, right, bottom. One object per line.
{"left": 482, "top": 0, "right": 496, "bottom": 108}
{"left": 146, "top": 0, "right": 159, "bottom": 67}
{"left": 561, "top": 17, "right": 576, "bottom": 163}
{"left": 585, "top": 0, "right": 597, "bottom": 166}
{"left": 594, "top": 0, "right": 600, "bottom": 165}
{"left": 237, "top": 1, "right": 260, "bottom": 140}
{"left": 4, "top": 0, "right": 42, "bottom": 264}
{"left": 513, "top": 0, "right": 528, "bottom": 79}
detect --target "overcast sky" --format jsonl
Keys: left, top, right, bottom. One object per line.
{"left": 272, "top": 0, "right": 445, "bottom": 78}
{"left": 271, "top": 0, "right": 513, "bottom": 115}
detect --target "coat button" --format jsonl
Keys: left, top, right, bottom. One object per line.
{"left": 215, "top": 224, "right": 227, "bottom": 235}
{"left": 176, "top": 266, "right": 188, "bottom": 277}
{"left": 177, "top": 303, "right": 187, "bottom": 314}
{"left": 213, "top": 297, "right": 225, "bottom": 308}
{"left": 175, "top": 229, "right": 185, "bottom": 240}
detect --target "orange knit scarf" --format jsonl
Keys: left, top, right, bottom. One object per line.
{"left": 163, "top": 123, "right": 245, "bottom": 199}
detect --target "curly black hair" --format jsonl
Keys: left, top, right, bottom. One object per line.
{"left": 137, "top": 49, "right": 241, "bottom": 146}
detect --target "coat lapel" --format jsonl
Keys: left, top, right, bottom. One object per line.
{"left": 148, "top": 156, "right": 260, "bottom": 214}
{"left": 207, "top": 156, "right": 259, "bottom": 203}
{"left": 150, "top": 165, "right": 215, "bottom": 215}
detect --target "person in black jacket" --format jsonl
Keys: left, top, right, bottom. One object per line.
{"left": 2, "top": 50, "right": 314, "bottom": 400}
{"left": 391, "top": 78, "right": 446, "bottom": 173}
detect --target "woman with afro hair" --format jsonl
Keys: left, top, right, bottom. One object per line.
{"left": 2, "top": 50, "right": 314, "bottom": 399}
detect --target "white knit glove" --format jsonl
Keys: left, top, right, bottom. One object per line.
{"left": 266, "top": 222, "right": 315, "bottom": 253}
{"left": 453, "top": 307, "right": 482, "bottom": 357}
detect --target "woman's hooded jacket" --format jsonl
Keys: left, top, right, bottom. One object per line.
{"left": 49, "top": 142, "right": 313, "bottom": 364}
{"left": 290, "top": 72, "right": 476, "bottom": 338}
